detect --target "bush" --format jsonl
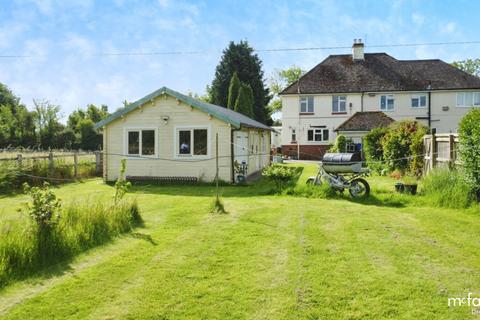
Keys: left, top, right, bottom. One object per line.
{"left": 329, "top": 134, "right": 353, "bottom": 153}
{"left": 363, "top": 127, "right": 389, "bottom": 174}
{"left": 381, "top": 120, "right": 427, "bottom": 175}
{"left": 262, "top": 165, "right": 298, "bottom": 192}
{"left": 421, "top": 168, "right": 475, "bottom": 209}
{"left": 458, "top": 109, "right": 480, "bottom": 199}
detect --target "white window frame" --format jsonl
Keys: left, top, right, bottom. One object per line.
{"left": 307, "top": 128, "right": 329, "bottom": 142}
{"left": 123, "top": 127, "right": 158, "bottom": 158}
{"left": 380, "top": 94, "right": 395, "bottom": 111}
{"left": 299, "top": 96, "right": 314, "bottom": 113}
{"left": 173, "top": 125, "right": 210, "bottom": 159}
{"left": 456, "top": 92, "right": 480, "bottom": 107}
{"left": 291, "top": 129, "right": 297, "bottom": 142}
{"left": 411, "top": 94, "right": 427, "bottom": 108}
{"left": 332, "top": 95, "right": 347, "bottom": 113}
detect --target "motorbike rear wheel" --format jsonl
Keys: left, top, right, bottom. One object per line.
{"left": 349, "top": 178, "right": 370, "bottom": 198}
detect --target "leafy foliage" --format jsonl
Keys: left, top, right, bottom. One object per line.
{"left": 234, "top": 83, "right": 255, "bottom": 118}
{"left": 262, "top": 165, "right": 298, "bottom": 191}
{"left": 227, "top": 72, "right": 241, "bottom": 110}
{"left": 451, "top": 59, "right": 480, "bottom": 77}
{"left": 268, "top": 66, "right": 304, "bottom": 112}
{"left": 328, "top": 134, "right": 353, "bottom": 153}
{"left": 381, "top": 120, "right": 427, "bottom": 175}
{"left": 458, "top": 109, "right": 480, "bottom": 197}
{"left": 209, "top": 41, "right": 271, "bottom": 124}
{"left": 363, "top": 127, "right": 389, "bottom": 174}
{"left": 22, "top": 182, "right": 61, "bottom": 228}
{"left": 114, "top": 159, "right": 132, "bottom": 205}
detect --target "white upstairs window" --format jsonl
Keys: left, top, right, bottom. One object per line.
{"left": 332, "top": 96, "right": 347, "bottom": 113}
{"left": 457, "top": 92, "right": 480, "bottom": 107}
{"left": 299, "top": 96, "right": 314, "bottom": 113}
{"left": 411, "top": 94, "right": 427, "bottom": 108}
{"left": 380, "top": 95, "right": 395, "bottom": 111}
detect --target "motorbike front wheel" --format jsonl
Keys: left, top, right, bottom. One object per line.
{"left": 349, "top": 178, "right": 370, "bottom": 198}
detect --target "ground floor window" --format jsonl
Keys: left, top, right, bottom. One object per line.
{"left": 177, "top": 128, "right": 208, "bottom": 156}
{"left": 307, "top": 128, "right": 329, "bottom": 142}
{"left": 127, "top": 129, "right": 156, "bottom": 156}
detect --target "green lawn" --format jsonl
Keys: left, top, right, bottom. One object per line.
{"left": 0, "top": 164, "right": 479, "bottom": 319}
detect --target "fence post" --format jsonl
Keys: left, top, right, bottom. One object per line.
{"left": 73, "top": 152, "right": 78, "bottom": 178}
{"left": 17, "top": 154, "right": 22, "bottom": 167}
{"left": 430, "top": 134, "right": 436, "bottom": 170}
{"left": 48, "top": 151, "right": 54, "bottom": 175}
{"left": 449, "top": 134, "right": 455, "bottom": 168}
{"left": 95, "top": 151, "right": 101, "bottom": 175}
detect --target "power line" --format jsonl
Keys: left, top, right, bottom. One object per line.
{"left": 1, "top": 40, "right": 480, "bottom": 59}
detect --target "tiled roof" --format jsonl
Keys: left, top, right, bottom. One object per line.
{"left": 94, "top": 87, "right": 273, "bottom": 131}
{"left": 281, "top": 53, "right": 480, "bottom": 94}
{"left": 335, "top": 111, "right": 395, "bottom": 132}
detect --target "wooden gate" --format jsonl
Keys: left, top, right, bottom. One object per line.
{"left": 423, "top": 133, "right": 460, "bottom": 174}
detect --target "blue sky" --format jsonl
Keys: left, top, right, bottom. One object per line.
{"left": 1, "top": 0, "right": 479, "bottom": 117}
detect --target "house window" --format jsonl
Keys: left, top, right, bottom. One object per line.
{"left": 332, "top": 96, "right": 347, "bottom": 113}
{"left": 177, "top": 128, "right": 208, "bottom": 156}
{"left": 291, "top": 129, "right": 296, "bottom": 142}
{"left": 380, "top": 95, "right": 395, "bottom": 111}
{"left": 127, "top": 129, "right": 156, "bottom": 156}
{"left": 300, "top": 96, "right": 314, "bottom": 113}
{"left": 456, "top": 92, "right": 480, "bottom": 107}
{"left": 307, "top": 129, "right": 329, "bottom": 142}
{"left": 411, "top": 94, "right": 427, "bottom": 108}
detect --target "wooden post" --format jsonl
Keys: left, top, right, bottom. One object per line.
{"left": 215, "top": 133, "right": 219, "bottom": 202}
{"left": 17, "top": 154, "right": 22, "bottom": 167}
{"left": 449, "top": 134, "right": 455, "bottom": 168}
{"left": 95, "top": 151, "right": 101, "bottom": 175}
{"left": 73, "top": 152, "right": 78, "bottom": 178}
{"left": 48, "top": 151, "right": 54, "bottom": 175}
{"left": 430, "top": 134, "right": 437, "bottom": 171}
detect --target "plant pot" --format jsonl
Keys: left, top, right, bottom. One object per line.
{"left": 394, "top": 182, "right": 404, "bottom": 193}
{"left": 403, "top": 184, "right": 417, "bottom": 195}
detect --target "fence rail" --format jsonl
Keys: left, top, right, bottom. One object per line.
{"left": 0, "top": 151, "right": 103, "bottom": 177}
{"left": 423, "top": 133, "right": 460, "bottom": 174}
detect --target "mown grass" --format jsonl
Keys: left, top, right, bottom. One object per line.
{"left": 0, "top": 163, "right": 479, "bottom": 319}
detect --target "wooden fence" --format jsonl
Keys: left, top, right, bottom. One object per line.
{"left": 0, "top": 151, "right": 103, "bottom": 177}
{"left": 423, "top": 133, "right": 460, "bottom": 174}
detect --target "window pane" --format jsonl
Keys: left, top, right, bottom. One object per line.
{"left": 420, "top": 95, "right": 427, "bottom": 107}
{"left": 380, "top": 96, "right": 386, "bottom": 110}
{"left": 339, "top": 100, "right": 346, "bottom": 112}
{"left": 307, "top": 97, "right": 314, "bottom": 112}
{"left": 332, "top": 96, "right": 338, "bottom": 112}
{"left": 193, "top": 129, "right": 208, "bottom": 155}
{"left": 323, "top": 129, "right": 329, "bottom": 141}
{"left": 457, "top": 93, "right": 464, "bottom": 106}
{"left": 128, "top": 131, "right": 139, "bottom": 155}
{"left": 387, "top": 96, "right": 394, "bottom": 110}
{"left": 314, "top": 130, "right": 322, "bottom": 141}
{"left": 179, "top": 130, "right": 191, "bottom": 154}
{"left": 465, "top": 92, "right": 473, "bottom": 106}
{"left": 411, "top": 98, "right": 419, "bottom": 107}
{"left": 474, "top": 93, "right": 480, "bottom": 106}
{"left": 307, "top": 130, "right": 313, "bottom": 141}
{"left": 300, "top": 98, "right": 306, "bottom": 112}
{"left": 141, "top": 130, "right": 155, "bottom": 155}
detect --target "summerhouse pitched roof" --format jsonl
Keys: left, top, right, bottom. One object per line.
{"left": 335, "top": 111, "right": 395, "bottom": 132}
{"left": 281, "top": 53, "right": 480, "bottom": 95}
{"left": 94, "top": 86, "right": 273, "bottom": 131}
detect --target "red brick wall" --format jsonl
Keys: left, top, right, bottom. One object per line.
{"left": 281, "top": 144, "right": 330, "bottom": 160}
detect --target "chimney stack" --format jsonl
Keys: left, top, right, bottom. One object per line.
{"left": 352, "top": 39, "right": 364, "bottom": 61}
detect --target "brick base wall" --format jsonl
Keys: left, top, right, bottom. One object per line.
{"left": 281, "top": 144, "right": 330, "bottom": 160}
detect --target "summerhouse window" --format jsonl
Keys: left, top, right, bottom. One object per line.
{"left": 127, "top": 129, "right": 156, "bottom": 156}
{"left": 177, "top": 127, "right": 208, "bottom": 157}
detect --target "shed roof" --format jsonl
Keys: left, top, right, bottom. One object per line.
{"left": 281, "top": 53, "right": 480, "bottom": 95}
{"left": 94, "top": 86, "right": 273, "bottom": 131}
{"left": 335, "top": 111, "right": 395, "bottom": 132}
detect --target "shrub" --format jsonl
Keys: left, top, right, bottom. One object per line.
{"left": 458, "top": 109, "right": 480, "bottom": 200}
{"left": 421, "top": 168, "right": 475, "bottom": 208}
{"left": 329, "top": 134, "right": 353, "bottom": 153}
{"left": 114, "top": 159, "right": 131, "bottom": 205}
{"left": 363, "top": 127, "right": 389, "bottom": 174}
{"left": 381, "top": 120, "right": 427, "bottom": 175}
{"left": 262, "top": 165, "right": 298, "bottom": 192}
